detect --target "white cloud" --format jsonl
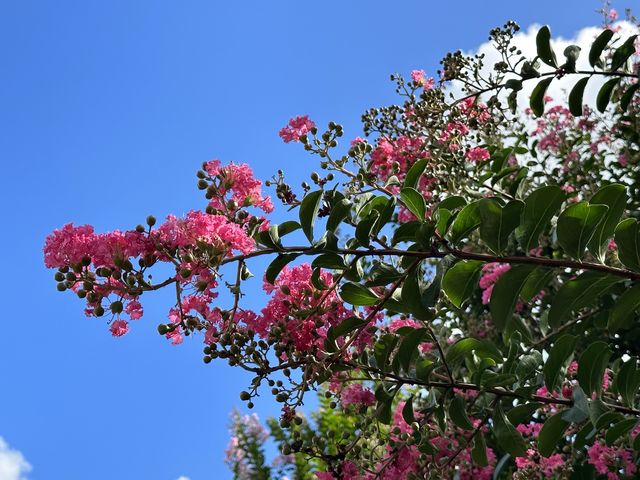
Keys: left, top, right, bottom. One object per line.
{"left": 0, "top": 437, "right": 31, "bottom": 480}
{"left": 176, "top": 476, "right": 190, "bottom": 480}
{"left": 450, "top": 21, "right": 638, "bottom": 107}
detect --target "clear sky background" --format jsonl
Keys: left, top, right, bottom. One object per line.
{"left": 0, "top": 1, "right": 625, "bottom": 478}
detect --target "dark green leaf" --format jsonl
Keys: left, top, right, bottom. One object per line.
{"left": 587, "top": 184, "right": 628, "bottom": 262}
{"left": 436, "top": 208, "right": 452, "bottom": 236}
{"left": 326, "top": 199, "right": 352, "bottom": 232}
{"left": 299, "top": 190, "right": 323, "bottom": 242}
{"left": 568, "top": 77, "right": 589, "bottom": 116}
{"left": 544, "top": 334, "right": 578, "bottom": 392}
{"left": 577, "top": 341, "right": 612, "bottom": 396}
{"left": 330, "top": 316, "right": 368, "bottom": 341}
{"left": 621, "top": 83, "right": 640, "bottom": 112}
{"left": 520, "top": 267, "right": 552, "bottom": 302}
{"left": 493, "top": 403, "right": 528, "bottom": 457}
{"left": 416, "top": 357, "right": 436, "bottom": 381}
{"left": 265, "top": 253, "right": 301, "bottom": 285}
{"left": 404, "top": 158, "right": 428, "bottom": 189}
{"left": 609, "top": 283, "right": 640, "bottom": 332}
{"left": 530, "top": 77, "right": 554, "bottom": 117}
{"left": 442, "top": 260, "right": 483, "bottom": 308}
{"left": 478, "top": 199, "right": 524, "bottom": 254}
{"left": 538, "top": 413, "right": 569, "bottom": 457}
{"left": 557, "top": 202, "right": 608, "bottom": 259}
{"left": 517, "top": 185, "right": 565, "bottom": 252}
{"left": 398, "top": 328, "right": 427, "bottom": 373}
{"left": 614, "top": 357, "right": 640, "bottom": 407}
{"left": 596, "top": 78, "right": 619, "bottom": 113}
{"left": 548, "top": 271, "right": 622, "bottom": 328}
{"left": 490, "top": 264, "right": 536, "bottom": 330}
{"left": 448, "top": 200, "right": 481, "bottom": 244}
{"left": 449, "top": 396, "right": 474, "bottom": 430}
{"left": 340, "top": 283, "right": 379, "bottom": 306}
{"left": 536, "top": 26, "right": 558, "bottom": 67}
{"left": 438, "top": 196, "right": 467, "bottom": 212}
{"left": 516, "top": 351, "right": 542, "bottom": 381}
{"left": 589, "top": 29, "right": 614, "bottom": 67}
{"left": 611, "top": 34, "right": 639, "bottom": 70}
{"left": 402, "top": 396, "right": 416, "bottom": 424}
{"left": 392, "top": 221, "right": 421, "bottom": 245}
{"left": 605, "top": 418, "right": 637, "bottom": 446}
{"left": 311, "top": 253, "right": 348, "bottom": 270}
{"left": 507, "top": 402, "right": 542, "bottom": 425}
{"left": 277, "top": 221, "right": 302, "bottom": 237}
{"left": 355, "top": 210, "right": 379, "bottom": 247}
{"left": 471, "top": 431, "right": 488, "bottom": 467}
{"left": 400, "top": 187, "right": 426, "bottom": 221}
{"left": 446, "top": 337, "right": 502, "bottom": 365}
{"left": 615, "top": 218, "right": 640, "bottom": 272}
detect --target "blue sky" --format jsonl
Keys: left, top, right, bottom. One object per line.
{"left": 0, "top": 1, "right": 619, "bottom": 478}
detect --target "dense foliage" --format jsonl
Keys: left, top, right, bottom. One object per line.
{"left": 45, "top": 6, "right": 640, "bottom": 479}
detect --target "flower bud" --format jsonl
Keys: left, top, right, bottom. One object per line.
{"left": 240, "top": 391, "right": 251, "bottom": 401}
{"left": 146, "top": 215, "right": 156, "bottom": 227}
{"left": 110, "top": 301, "right": 123, "bottom": 314}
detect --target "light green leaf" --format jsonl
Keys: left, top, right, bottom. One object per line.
{"left": 404, "top": 158, "right": 428, "bottom": 189}
{"left": 400, "top": 187, "right": 426, "bottom": 221}
{"left": 340, "top": 283, "right": 379, "bottom": 306}
{"left": 587, "top": 184, "right": 628, "bottom": 261}
{"left": 615, "top": 218, "right": 640, "bottom": 272}
{"left": 448, "top": 200, "right": 481, "bottom": 244}
{"left": 446, "top": 337, "right": 502, "bottom": 365}
{"left": 326, "top": 198, "right": 352, "bottom": 232}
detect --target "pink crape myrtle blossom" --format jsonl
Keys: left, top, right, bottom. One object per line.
{"left": 587, "top": 441, "right": 636, "bottom": 479}
{"left": 340, "top": 384, "right": 375, "bottom": 407}
{"left": 279, "top": 115, "right": 316, "bottom": 143}
{"left": 465, "top": 146, "right": 490, "bottom": 162}
{"left": 410, "top": 69, "right": 435, "bottom": 90}
{"left": 109, "top": 319, "right": 129, "bottom": 337}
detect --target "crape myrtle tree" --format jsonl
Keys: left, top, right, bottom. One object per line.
{"left": 44, "top": 5, "right": 640, "bottom": 479}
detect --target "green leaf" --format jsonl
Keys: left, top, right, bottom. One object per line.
{"left": 589, "top": 29, "right": 614, "bottom": 67}
{"left": 448, "top": 200, "right": 481, "bottom": 244}
{"left": 265, "top": 253, "right": 301, "bottom": 284}
{"left": 340, "top": 283, "right": 379, "bottom": 306}
{"left": 438, "top": 196, "right": 467, "bottom": 212}
{"left": 493, "top": 403, "right": 528, "bottom": 457}
{"left": 402, "top": 396, "right": 416, "bottom": 424}
{"left": 400, "top": 187, "right": 426, "bottom": 221}
{"left": 562, "top": 385, "right": 590, "bottom": 423}
{"left": 398, "top": 328, "right": 427, "bottom": 373}
{"left": 442, "top": 260, "right": 483, "bottom": 308}
{"left": 490, "top": 264, "right": 536, "bottom": 330}
{"left": 471, "top": 431, "right": 488, "bottom": 467}
{"left": 416, "top": 357, "right": 436, "bottom": 381}
{"left": 449, "top": 396, "right": 474, "bottom": 430}
{"left": 596, "top": 78, "right": 619, "bottom": 113}
{"left": 401, "top": 264, "right": 432, "bottom": 320}
{"left": 277, "top": 221, "right": 302, "bottom": 237}
{"left": 611, "top": 34, "right": 639, "bottom": 70}
{"left": 446, "top": 337, "right": 502, "bottom": 365}
{"left": 614, "top": 357, "right": 640, "bottom": 407}
{"left": 615, "top": 218, "right": 640, "bottom": 272}
{"left": 530, "top": 77, "right": 553, "bottom": 117}
{"left": 538, "top": 413, "right": 569, "bottom": 457}
{"left": 299, "top": 190, "right": 323, "bottom": 242}
{"left": 478, "top": 199, "right": 524, "bottom": 254}
{"left": 557, "top": 202, "right": 609, "bottom": 260}
{"left": 544, "top": 334, "right": 578, "bottom": 392}
{"left": 609, "top": 283, "right": 640, "bottom": 333}
{"left": 621, "top": 83, "right": 640, "bottom": 112}
{"left": 374, "top": 385, "right": 395, "bottom": 424}
{"left": 517, "top": 185, "right": 565, "bottom": 252}
{"left": 392, "top": 221, "right": 421, "bottom": 245}
{"left": 311, "top": 253, "right": 348, "bottom": 270}
{"left": 587, "top": 184, "right": 628, "bottom": 261}
{"left": 436, "top": 208, "right": 452, "bottom": 236}
{"left": 536, "top": 26, "right": 558, "bottom": 67}
{"left": 330, "top": 316, "right": 368, "bottom": 341}
{"left": 516, "top": 351, "right": 542, "bottom": 381}
{"left": 548, "top": 271, "right": 622, "bottom": 328}
{"left": 355, "top": 210, "right": 379, "bottom": 247}
{"left": 507, "top": 403, "right": 542, "bottom": 425}
{"left": 520, "top": 267, "right": 552, "bottom": 302}
{"left": 404, "top": 158, "right": 428, "bottom": 189}
{"left": 575, "top": 422, "right": 596, "bottom": 449}
{"left": 577, "top": 341, "right": 612, "bottom": 396}
{"left": 568, "top": 77, "right": 589, "bottom": 116}
{"left": 605, "top": 418, "right": 637, "bottom": 446}
{"left": 326, "top": 198, "right": 352, "bottom": 232}
{"left": 372, "top": 197, "right": 396, "bottom": 236}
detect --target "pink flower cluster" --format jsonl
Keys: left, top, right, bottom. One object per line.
{"left": 340, "top": 384, "right": 375, "bottom": 408}
{"left": 239, "top": 264, "right": 352, "bottom": 352}
{"left": 410, "top": 69, "right": 435, "bottom": 90}
{"left": 465, "top": 147, "right": 490, "bottom": 162}
{"left": 587, "top": 441, "right": 636, "bottom": 479}
{"left": 279, "top": 115, "right": 316, "bottom": 143}
{"left": 203, "top": 160, "right": 273, "bottom": 214}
